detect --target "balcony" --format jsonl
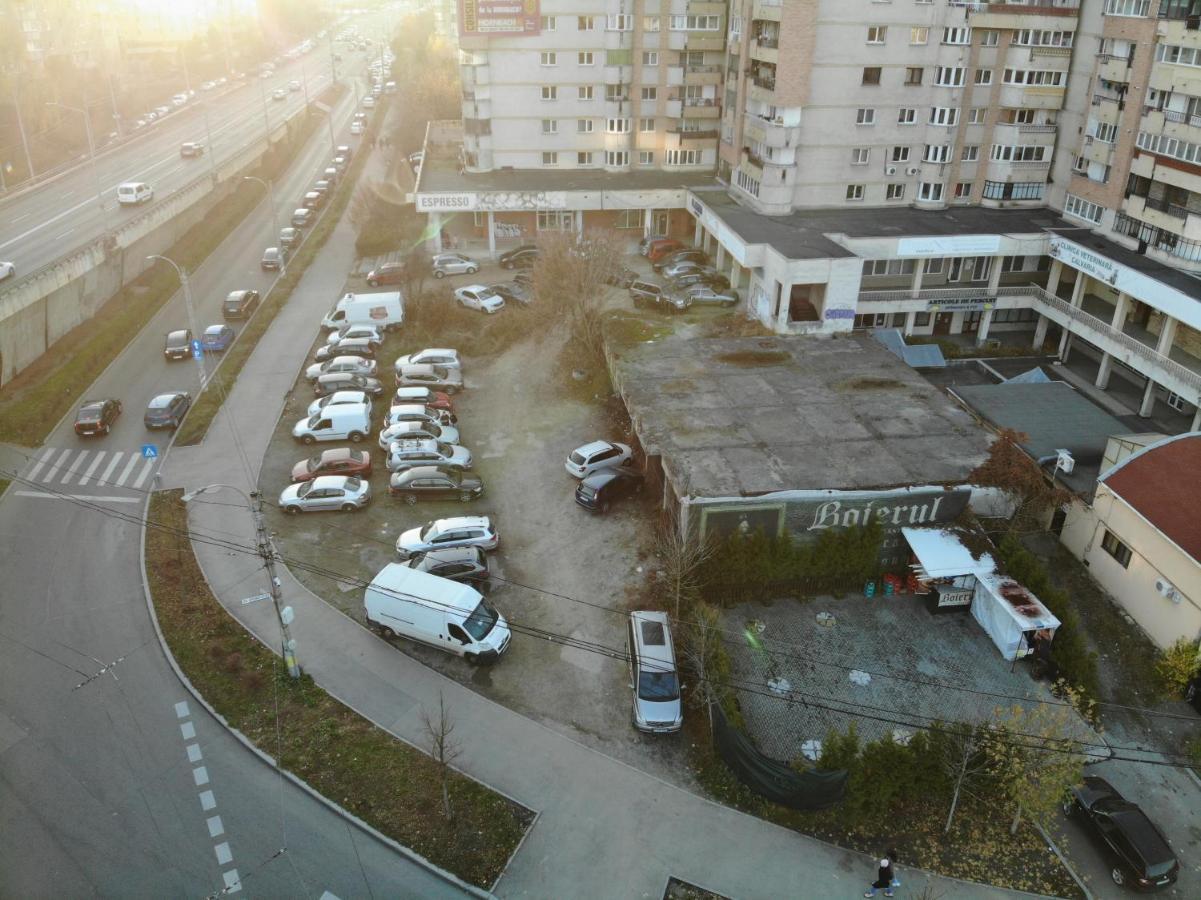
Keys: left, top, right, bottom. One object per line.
{"left": 1114, "top": 210, "right": 1201, "bottom": 263}
{"left": 745, "top": 111, "right": 801, "bottom": 147}
{"left": 684, "top": 64, "right": 723, "bottom": 86}
{"left": 683, "top": 97, "right": 722, "bottom": 118}
{"left": 749, "top": 38, "right": 778, "bottom": 64}
{"left": 752, "top": 0, "right": 783, "bottom": 21}
{"left": 1097, "top": 54, "right": 1133, "bottom": 84}
{"left": 685, "top": 33, "right": 726, "bottom": 52}
{"left": 668, "top": 126, "right": 720, "bottom": 142}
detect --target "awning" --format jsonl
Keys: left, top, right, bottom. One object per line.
{"left": 972, "top": 571, "right": 1061, "bottom": 661}
{"left": 902, "top": 527, "right": 996, "bottom": 580}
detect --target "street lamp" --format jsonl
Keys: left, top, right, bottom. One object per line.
{"left": 46, "top": 101, "right": 104, "bottom": 210}
{"left": 180, "top": 484, "right": 301, "bottom": 679}
{"left": 146, "top": 254, "right": 206, "bottom": 388}
{"left": 242, "top": 176, "right": 283, "bottom": 268}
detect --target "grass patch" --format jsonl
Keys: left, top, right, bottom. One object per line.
{"left": 396, "top": 289, "right": 543, "bottom": 359}
{"left": 0, "top": 478, "right": 9, "bottom": 496}
{"left": 601, "top": 311, "right": 674, "bottom": 346}
{"left": 0, "top": 108, "right": 329, "bottom": 447}
{"left": 838, "top": 376, "right": 898, "bottom": 391}
{"left": 713, "top": 349, "right": 790, "bottom": 367}
{"left": 146, "top": 490, "right": 532, "bottom": 888}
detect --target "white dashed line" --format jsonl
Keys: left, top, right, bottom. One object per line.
{"left": 206, "top": 815, "right": 225, "bottom": 838}
{"left": 175, "top": 699, "right": 239, "bottom": 893}
{"left": 222, "top": 870, "right": 242, "bottom": 893}
{"left": 180, "top": 721, "right": 196, "bottom": 740}
{"left": 175, "top": 701, "right": 190, "bottom": 719}
{"left": 192, "top": 766, "right": 209, "bottom": 787}
{"left": 214, "top": 842, "right": 232, "bottom": 866}
{"left": 199, "top": 790, "right": 216, "bottom": 811}
{"left": 186, "top": 743, "right": 203, "bottom": 763}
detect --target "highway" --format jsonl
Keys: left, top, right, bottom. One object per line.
{"left": 0, "top": 11, "right": 466, "bottom": 897}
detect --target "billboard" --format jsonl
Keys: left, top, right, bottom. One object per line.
{"left": 459, "top": 0, "right": 541, "bottom": 36}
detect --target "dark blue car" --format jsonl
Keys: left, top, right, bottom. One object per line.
{"left": 201, "top": 324, "right": 235, "bottom": 352}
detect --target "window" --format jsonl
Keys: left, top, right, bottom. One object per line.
{"left": 911, "top": 26, "right": 929, "bottom": 45}
{"left": 968, "top": 107, "right": 987, "bottom": 124}
{"left": 615, "top": 209, "right": 644, "bottom": 229}
{"left": 852, "top": 147, "right": 871, "bottom": 165}
{"left": 930, "top": 107, "right": 959, "bottom": 126}
{"left": 1135, "top": 129, "right": 1201, "bottom": 165}
{"left": 891, "top": 146, "right": 911, "bottom": 162}
{"left": 639, "top": 150, "right": 654, "bottom": 165}
{"left": 1101, "top": 530, "right": 1132, "bottom": 568}
{"left": 578, "top": 51, "right": 594, "bottom": 65}
{"left": 644, "top": 15, "right": 660, "bottom": 32}
{"left": 1013, "top": 29, "right": 1074, "bottom": 48}
{"left": 607, "top": 117, "right": 630, "bottom": 133}
{"left": 954, "top": 181, "right": 972, "bottom": 199}
{"left": 925, "top": 257, "right": 944, "bottom": 274}
{"left": 898, "top": 107, "right": 917, "bottom": 125}
{"left": 579, "top": 86, "right": 594, "bottom": 101}
{"left": 924, "top": 143, "right": 951, "bottom": 163}
{"left": 990, "top": 144, "right": 1048, "bottom": 162}
{"left": 980, "top": 29, "right": 999, "bottom": 47}
{"left": 542, "top": 86, "right": 557, "bottom": 101}
{"left": 1065, "top": 193, "right": 1104, "bottom": 224}
{"left": 1092, "top": 122, "right": 1118, "bottom": 143}
{"left": 863, "top": 67, "right": 882, "bottom": 85}
{"left": 578, "top": 151, "right": 594, "bottom": 166}
{"left": 538, "top": 210, "right": 573, "bottom": 230}
{"left": 540, "top": 51, "right": 557, "bottom": 66}
{"left": 846, "top": 184, "right": 865, "bottom": 201}
{"left": 669, "top": 15, "right": 721, "bottom": 30}
{"left": 982, "top": 180, "right": 1044, "bottom": 200}
{"left": 1073, "top": 155, "right": 1088, "bottom": 173}
{"left": 736, "top": 169, "right": 760, "bottom": 197}
{"left": 641, "top": 87, "right": 657, "bottom": 101}
{"left": 919, "top": 181, "right": 944, "bottom": 201}
{"left": 607, "top": 14, "right": 633, "bottom": 31}
{"left": 540, "top": 15, "right": 556, "bottom": 30}
{"left": 905, "top": 67, "right": 923, "bottom": 86}
{"left": 642, "top": 51, "right": 659, "bottom": 66}
{"left": 666, "top": 149, "right": 701, "bottom": 165}
{"left": 1105, "top": 0, "right": 1151, "bottom": 14}
{"left": 577, "top": 15, "right": 595, "bottom": 30}
{"left": 863, "top": 259, "right": 916, "bottom": 276}
{"left": 887, "top": 183, "right": 906, "bottom": 200}
{"left": 1002, "top": 69, "right": 1065, "bottom": 86}
{"left": 935, "top": 66, "right": 964, "bottom": 87}
{"left": 577, "top": 118, "right": 594, "bottom": 133}
{"left": 541, "top": 119, "right": 558, "bottom": 134}
{"left": 961, "top": 144, "right": 980, "bottom": 162}
{"left": 542, "top": 151, "right": 558, "bottom": 166}
{"left": 974, "top": 68, "right": 993, "bottom": 86}
{"left": 857, "top": 107, "right": 876, "bottom": 125}
{"left": 605, "top": 84, "right": 626, "bottom": 102}
{"left": 943, "top": 26, "right": 970, "bottom": 45}
{"left": 639, "top": 117, "right": 655, "bottom": 132}
{"left": 606, "top": 150, "right": 629, "bottom": 166}
{"left": 867, "top": 26, "right": 887, "bottom": 44}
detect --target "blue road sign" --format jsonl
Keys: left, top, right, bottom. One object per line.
{"left": 191, "top": 339, "right": 202, "bottom": 352}
{"left": 193, "top": 348, "right": 203, "bottom": 360}
{"left": 141, "top": 444, "right": 158, "bottom": 459}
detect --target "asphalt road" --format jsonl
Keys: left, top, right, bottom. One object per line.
{"left": 0, "top": 22, "right": 466, "bottom": 898}
{"left": 0, "top": 28, "right": 389, "bottom": 282}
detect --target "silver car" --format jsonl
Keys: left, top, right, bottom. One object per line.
{"left": 326, "top": 324, "right": 383, "bottom": 348}
{"left": 431, "top": 253, "right": 479, "bottom": 278}
{"left": 393, "top": 348, "right": 461, "bottom": 373}
{"left": 278, "top": 475, "right": 371, "bottom": 514}
{"left": 386, "top": 438, "right": 473, "bottom": 473}
{"left": 665, "top": 285, "right": 741, "bottom": 310}
{"left": 305, "top": 355, "right": 378, "bottom": 382}
{"left": 395, "top": 515, "right": 499, "bottom": 557}
{"left": 395, "top": 363, "right": 463, "bottom": 393}
{"left": 307, "top": 390, "right": 370, "bottom": 417}
{"left": 386, "top": 403, "right": 457, "bottom": 428}
{"left": 378, "top": 419, "right": 460, "bottom": 449}
{"left": 658, "top": 258, "right": 705, "bottom": 281}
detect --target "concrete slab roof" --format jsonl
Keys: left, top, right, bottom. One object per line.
{"left": 418, "top": 155, "right": 711, "bottom": 194}
{"left": 608, "top": 331, "right": 993, "bottom": 498}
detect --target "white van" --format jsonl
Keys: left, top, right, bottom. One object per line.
{"left": 364, "top": 564, "right": 510, "bottom": 663}
{"left": 627, "top": 610, "right": 683, "bottom": 733}
{"left": 291, "top": 402, "right": 371, "bottom": 445}
{"left": 117, "top": 182, "right": 153, "bottom": 205}
{"left": 320, "top": 290, "right": 404, "bottom": 331}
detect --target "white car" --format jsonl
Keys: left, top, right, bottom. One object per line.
{"left": 326, "top": 323, "right": 383, "bottom": 347}
{"left": 431, "top": 253, "right": 479, "bottom": 278}
{"left": 386, "top": 438, "right": 473, "bottom": 473}
{"left": 387, "top": 403, "right": 457, "bottom": 428}
{"left": 288, "top": 79, "right": 301, "bottom": 91}
{"left": 565, "top": 440, "right": 634, "bottom": 478}
{"left": 379, "top": 419, "right": 459, "bottom": 449}
{"left": 362, "top": 96, "right": 376, "bottom": 108}
{"left": 454, "top": 285, "right": 505, "bottom": 314}
{"left": 305, "top": 355, "right": 378, "bottom": 382}
{"left": 0, "top": 261, "right": 15, "bottom": 281}
{"left": 307, "top": 390, "right": 371, "bottom": 417}
{"left": 278, "top": 475, "right": 371, "bottom": 514}
{"left": 350, "top": 121, "right": 364, "bottom": 135}
{"left": 393, "top": 348, "right": 460, "bottom": 374}
{"left": 395, "top": 516, "right": 498, "bottom": 558}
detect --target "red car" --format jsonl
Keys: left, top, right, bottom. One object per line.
{"left": 291, "top": 448, "right": 373, "bottom": 482}
{"left": 366, "top": 262, "right": 404, "bottom": 287}
{"left": 645, "top": 238, "right": 686, "bottom": 263}
{"left": 75, "top": 398, "right": 122, "bottom": 436}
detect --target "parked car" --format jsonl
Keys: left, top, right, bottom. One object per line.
{"left": 386, "top": 404, "right": 457, "bottom": 429}
{"left": 366, "top": 262, "right": 404, "bottom": 287}
{"left": 575, "top": 467, "right": 643, "bottom": 513}
{"left": 326, "top": 324, "right": 383, "bottom": 348}
{"left": 302, "top": 190, "right": 324, "bottom": 210}
{"left": 313, "top": 337, "right": 376, "bottom": 363}
{"left": 499, "top": 245, "right": 538, "bottom": 270}
{"left": 314, "top": 372, "right": 383, "bottom": 397}
{"left": 431, "top": 253, "right": 479, "bottom": 278}
{"left": 395, "top": 364, "right": 463, "bottom": 393}
{"left": 279, "top": 227, "right": 300, "bottom": 249}
{"left": 306, "top": 355, "right": 377, "bottom": 382}
{"left": 386, "top": 438, "right": 472, "bottom": 473}
{"left": 278, "top": 475, "right": 371, "bottom": 514}
{"left": 222, "top": 289, "right": 261, "bottom": 319}
{"left": 1062, "top": 776, "right": 1178, "bottom": 890}
{"left": 291, "top": 448, "right": 373, "bottom": 482}
{"left": 201, "top": 324, "right": 235, "bottom": 352}
{"left": 395, "top": 516, "right": 498, "bottom": 558}
{"left": 292, "top": 403, "right": 372, "bottom": 445}
{"left": 179, "top": 142, "right": 204, "bottom": 158}
{"left": 641, "top": 236, "right": 681, "bottom": 259}
{"left": 604, "top": 265, "right": 639, "bottom": 288}
{"left": 668, "top": 267, "right": 731, "bottom": 291}
{"left": 488, "top": 281, "right": 533, "bottom": 306}
{"left": 658, "top": 258, "right": 706, "bottom": 281}
{"left": 379, "top": 419, "right": 460, "bottom": 449}
{"left": 629, "top": 280, "right": 664, "bottom": 309}
{"left": 565, "top": 440, "right": 633, "bottom": 478}
{"left": 291, "top": 208, "right": 313, "bottom": 227}
{"left": 307, "top": 390, "right": 372, "bottom": 417}
{"left": 653, "top": 248, "right": 709, "bottom": 272}
{"left": 388, "top": 465, "right": 483, "bottom": 503}
{"left": 670, "top": 284, "right": 740, "bottom": 309}
{"left": 394, "top": 386, "right": 455, "bottom": 413}
{"left": 627, "top": 610, "right": 683, "bottom": 733}
{"left": 143, "top": 391, "right": 192, "bottom": 430}
{"left": 394, "top": 348, "right": 461, "bottom": 373}
{"left": 403, "top": 546, "right": 489, "bottom": 585}
{"left": 454, "top": 284, "right": 505, "bottom": 313}
{"left": 163, "top": 329, "right": 193, "bottom": 361}
{"left": 74, "top": 398, "right": 122, "bottom": 436}
{"left": 261, "top": 247, "right": 286, "bottom": 271}
{"left": 513, "top": 270, "right": 534, "bottom": 288}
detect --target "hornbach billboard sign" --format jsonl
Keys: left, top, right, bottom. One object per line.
{"left": 460, "top": 0, "right": 541, "bottom": 36}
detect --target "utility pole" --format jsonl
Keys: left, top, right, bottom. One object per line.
{"left": 252, "top": 491, "right": 301, "bottom": 679}
{"left": 13, "top": 76, "right": 36, "bottom": 181}
{"left": 47, "top": 101, "right": 104, "bottom": 210}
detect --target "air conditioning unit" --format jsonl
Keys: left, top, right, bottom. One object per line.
{"left": 884, "top": 165, "right": 898, "bottom": 176}
{"left": 905, "top": 166, "right": 920, "bottom": 175}
{"left": 1155, "top": 579, "right": 1180, "bottom": 602}
{"left": 1054, "top": 449, "right": 1075, "bottom": 474}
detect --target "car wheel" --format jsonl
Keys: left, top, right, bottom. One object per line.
{"left": 600, "top": 500, "right": 610, "bottom": 514}
{"left": 1110, "top": 867, "right": 1125, "bottom": 887}
{"left": 301, "top": 434, "right": 316, "bottom": 445}
{"left": 380, "top": 625, "right": 396, "bottom": 639}
{"left": 286, "top": 505, "right": 301, "bottom": 516}
{"left": 404, "top": 493, "right": 417, "bottom": 505}
{"left": 722, "top": 300, "right": 736, "bottom": 308}
{"left": 501, "top": 261, "right": 513, "bottom": 270}
{"left": 467, "top": 266, "right": 478, "bottom": 274}
{"left": 341, "top": 503, "right": 356, "bottom": 512}
{"left": 348, "top": 431, "right": 364, "bottom": 443}
{"left": 367, "top": 279, "right": 378, "bottom": 287}
{"left": 434, "top": 270, "right": 445, "bottom": 279}
{"left": 459, "top": 492, "right": 472, "bottom": 502}
{"left": 1060, "top": 797, "right": 1075, "bottom": 818}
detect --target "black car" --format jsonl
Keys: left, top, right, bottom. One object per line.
{"left": 222, "top": 289, "right": 261, "bottom": 319}
{"left": 74, "top": 398, "right": 122, "bottom": 436}
{"left": 163, "top": 329, "right": 193, "bottom": 360}
{"left": 313, "top": 338, "right": 377, "bottom": 363}
{"left": 487, "top": 281, "right": 533, "bottom": 306}
{"left": 389, "top": 465, "right": 484, "bottom": 502}
{"left": 404, "top": 546, "right": 489, "bottom": 585}
{"left": 314, "top": 372, "right": 384, "bottom": 397}
{"left": 499, "top": 245, "right": 538, "bottom": 270}
{"left": 653, "top": 248, "right": 709, "bottom": 272}
{"left": 575, "top": 467, "right": 643, "bottom": 513}
{"left": 1063, "top": 776, "right": 1178, "bottom": 891}
{"left": 144, "top": 392, "right": 192, "bottom": 430}
{"left": 668, "top": 267, "right": 731, "bottom": 291}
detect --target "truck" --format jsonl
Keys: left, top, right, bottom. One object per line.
{"left": 363, "top": 564, "right": 511, "bottom": 664}
{"left": 321, "top": 290, "right": 404, "bottom": 331}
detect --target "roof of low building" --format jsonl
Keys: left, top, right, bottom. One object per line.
{"left": 1101, "top": 432, "right": 1201, "bottom": 563}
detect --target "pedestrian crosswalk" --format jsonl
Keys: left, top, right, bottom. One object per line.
{"left": 16, "top": 446, "right": 159, "bottom": 502}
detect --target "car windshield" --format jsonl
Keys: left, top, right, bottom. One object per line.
{"left": 638, "top": 668, "right": 680, "bottom": 702}
{"left": 307, "top": 413, "right": 322, "bottom": 427}
{"left": 148, "top": 395, "right": 173, "bottom": 409}
{"left": 578, "top": 482, "right": 596, "bottom": 499}
{"left": 570, "top": 450, "right": 586, "bottom": 464}
{"left": 462, "top": 599, "right": 499, "bottom": 641}
{"left": 77, "top": 404, "right": 103, "bottom": 421}
{"left": 418, "top": 521, "right": 437, "bottom": 540}
{"left": 306, "top": 455, "right": 322, "bottom": 471}
{"left": 296, "top": 482, "right": 314, "bottom": 498}
{"left": 344, "top": 476, "right": 361, "bottom": 490}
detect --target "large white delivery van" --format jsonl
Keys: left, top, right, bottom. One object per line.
{"left": 321, "top": 291, "right": 404, "bottom": 331}
{"left": 364, "top": 564, "right": 511, "bottom": 664}
{"left": 291, "top": 402, "right": 371, "bottom": 444}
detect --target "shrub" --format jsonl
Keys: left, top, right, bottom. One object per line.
{"left": 1155, "top": 638, "right": 1201, "bottom": 697}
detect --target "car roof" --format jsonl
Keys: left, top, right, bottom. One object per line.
{"left": 414, "top": 347, "right": 457, "bottom": 357}
{"left": 1108, "top": 808, "right": 1176, "bottom": 863}
{"left": 432, "top": 516, "right": 490, "bottom": 531}
{"left": 226, "top": 289, "right": 251, "bottom": 299}
{"left": 459, "top": 284, "right": 490, "bottom": 293}
{"left": 395, "top": 387, "right": 431, "bottom": 397}
{"left": 308, "top": 475, "right": 355, "bottom": 489}
{"left": 581, "top": 468, "right": 636, "bottom": 488}
{"left": 390, "top": 403, "right": 432, "bottom": 415}
{"left": 396, "top": 465, "right": 453, "bottom": 480}
{"left": 576, "top": 439, "right": 616, "bottom": 456}
{"left": 167, "top": 329, "right": 189, "bottom": 340}
{"left": 398, "top": 364, "right": 437, "bottom": 375}
{"left": 324, "top": 390, "right": 366, "bottom": 402}
{"left": 391, "top": 438, "right": 439, "bottom": 452}
{"left": 417, "top": 545, "right": 482, "bottom": 563}
{"left": 203, "top": 324, "right": 227, "bottom": 334}
{"left": 630, "top": 610, "right": 675, "bottom": 665}
{"left": 148, "top": 392, "right": 181, "bottom": 406}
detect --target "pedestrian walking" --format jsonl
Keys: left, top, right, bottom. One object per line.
{"left": 864, "top": 852, "right": 898, "bottom": 898}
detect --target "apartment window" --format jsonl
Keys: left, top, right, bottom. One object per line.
{"left": 943, "top": 27, "right": 970, "bottom": 45}
{"left": 538, "top": 210, "right": 573, "bottom": 230}
{"left": 577, "top": 16, "right": 595, "bottom": 31}
{"left": 542, "top": 152, "right": 558, "bottom": 166}
{"left": 1013, "top": 30, "right": 1073, "bottom": 48}
{"left": 644, "top": 16, "right": 660, "bottom": 32}
{"left": 736, "top": 169, "right": 761, "bottom": 197}
{"left": 542, "top": 119, "right": 558, "bottom": 135}
{"left": 1105, "top": 0, "right": 1151, "bottom": 14}
{"left": 641, "top": 87, "right": 657, "bottom": 101}
{"left": 1007, "top": 109, "right": 1036, "bottom": 125}
{"left": 961, "top": 144, "right": 980, "bottom": 162}
{"left": 605, "top": 150, "right": 629, "bottom": 166}
{"left": 1072, "top": 155, "right": 1088, "bottom": 173}
{"left": 924, "top": 143, "right": 951, "bottom": 163}
{"left": 1135, "top": 130, "right": 1201, "bottom": 165}
{"left": 540, "top": 51, "right": 557, "bottom": 66}
{"left": 852, "top": 147, "right": 871, "bottom": 165}
{"left": 607, "top": 117, "right": 630, "bottom": 133}
{"left": 846, "top": 184, "right": 865, "bottom": 201}
{"left": 925, "top": 257, "right": 944, "bottom": 274}
{"left": 905, "top": 67, "right": 923, "bottom": 86}
{"left": 919, "top": 181, "right": 944, "bottom": 201}
{"left": 669, "top": 15, "right": 721, "bottom": 30}
{"left": 607, "top": 14, "right": 633, "bottom": 31}
{"left": 577, "top": 118, "right": 594, "bottom": 133}
{"left": 981, "top": 180, "right": 1043, "bottom": 200}
{"left": 930, "top": 107, "right": 959, "bottom": 126}
{"left": 968, "top": 107, "right": 987, "bottom": 124}
{"left": 540, "top": 15, "right": 556, "bottom": 30}
{"left": 863, "top": 259, "right": 916, "bottom": 276}
{"left": 898, "top": 108, "right": 917, "bottom": 125}
{"left": 606, "top": 84, "right": 626, "bottom": 102}
{"left": 642, "top": 51, "right": 659, "bottom": 66}
{"left": 1064, "top": 193, "right": 1104, "bottom": 224}
{"left": 639, "top": 150, "right": 654, "bottom": 165}
{"left": 886, "top": 183, "right": 906, "bottom": 201}
{"left": 578, "top": 151, "right": 593, "bottom": 166}
{"left": 1001, "top": 255, "right": 1041, "bottom": 273}
{"left": 979, "top": 29, "right": 999, "bottom": 47}
{"left": 578, "top": 51, "right": 594, "bottom": 65}
{"left": 935, "top": 67, "right": 964, "bottom": 87}
{"left": 541, "top": 86, "right": 557, "bottom": 101}
{"left": 579, "top": 86, "right": 594, "bottom": 101}
{"left": 666, "top": 149, "right": 701, "bottom": 165}
{"left": 863, "top": 67, "right": 882, "bottom": 86}
{"left": 911, "top": 27, "right": 929, "bottom": 45}
{"left": 990, "top": 144, "right": 1048, "bottom": 161}
{"left": 1101, "top": 530, "right": 1132, "bottom": 568}
{"left": 1002, "top": 69, "right": 1064, "bottom": 87}
{"left": 974, "top": 69, "right": 993, "bottom": 86}
{"left": 954, "top": 181, "right": 972, "bottom": 199}
{"left": 891, "top": 146, "right": 911, "bottom": 162}
{"left": 640, "top": 117, "right": 655, "bottom": 132}
{"left": 1093, "top": 122, "right": 1118, "bottom": 143}
{"left": 867, "top": 26, "right": 887, "bottom": 44}
{"left": 857, "top": 108, "right": 876, "bottom": 125}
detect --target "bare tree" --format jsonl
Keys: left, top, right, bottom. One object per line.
{"left": 937, "top": 721, "right": 990, "bottom": 833}
{"left": 656, "top": 510, "right": 716, "bottom": 618}
{"left": 968, "top": 428, "right": 1072, "bottom": 536}
{"left": 679, "top": 602, "right": 727, "bottom": 733}
{"left": 529, "top": 228, "right": 628, "bottom": 358}
{"left": 420, "top": 691, "right": 462, "bottom": 821}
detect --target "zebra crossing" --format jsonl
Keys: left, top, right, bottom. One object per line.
{"left": 16, "top": 446, "right": 159, "bottom": 502}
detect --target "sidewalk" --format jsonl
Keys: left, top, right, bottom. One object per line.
{"left": 163, "top": 158, "right": 1035, "bottom": 900}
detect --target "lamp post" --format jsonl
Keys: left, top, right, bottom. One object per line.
{"left": 46, "top": 101, "right": 104, "bottom": 210}
{"left": 242, "top": 175, "right": 283, "bottom": 269}
{"left": 181, "top": 484, "right": 301, "bottom": 679}
{"left": 146, "top": 255, "right": 206, "bottom": 388}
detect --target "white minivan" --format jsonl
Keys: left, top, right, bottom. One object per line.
{"left": 291, "top": 402, "right": 371, "bottom": 445}
{"left": 364, "top": 564, "right": 510, "bottom": 664}
{"left": 117, "top": 182, "right": 153, "bottom": 205}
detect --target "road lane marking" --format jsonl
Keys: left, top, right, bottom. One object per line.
{"left": 222, "top": 871, "right": 242, "bottom": 894}
{"left": 132, "top": 458, "right": 155, "bottom": 489}
{"left": 180, "top": 721, "right": 196, "bottom": 740}
{"left": 13, "top": 491, "right": 140, "bottom": 503}
{"left": 199, "top": 790, "right": 216, "bottom": 811}
{"left": 98, "top": 452, "right": 122, "bottom": 485}
{"left": 43, "top": 449, "right": 72, "bottom": 483}
{"left": 25, "top": 448, "right": 56, "bottom": 482}
{"left": 214, "top": 842, "right": 232, "bottom": 866}
{"left": 175, "top": 701, "right": 190, "bottom": 719}
{"left": 12, "top": 213, "right": 30, "bottom": 223}
{"left": 78, "top": 451, "right": 106, "bottom": 485}
{"left": 206, "top": 815, "right": 225, "bottom": 838}
{"left": 59, "top": 450, "right": 87, "bottom": 485}
{"left": 175, "top": 699, "right": 241, "bottom": 895}
{"left": 186, "top": 743, "right": 203, "bottom": 763}
{"left": 115, "top": 454, "right": 139, "bottom": 486}
{"left": 60, "top": 191, "right": 74, "bottom": 200}
{"left": 192, "top": 766, "right": 209, "bottom": 787}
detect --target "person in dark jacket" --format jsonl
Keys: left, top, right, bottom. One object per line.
{"left": 864, "top": 854, "right": 896, "bottom": 898}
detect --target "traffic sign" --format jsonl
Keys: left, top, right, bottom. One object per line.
{"left": 191, "top": 339, "right": 201, "bottom": 352}
{"left": 192, "top": 348, "right": 203, "bottom": 360}
{"left": 240, "top": 593, "right": 271, "bottom": 606}
{"left": 140, "top": 444, "right": 158, "bottom": 459}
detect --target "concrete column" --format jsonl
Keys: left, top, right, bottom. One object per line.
{"left": 431, "top": 212, "right": 442, "bottom": 253}
{"left": 1139, "top": 377, "right": 1157, "bottom": 417}
{"left": 986, "top": 258, "right": 1002, "bottom": 295}
{"left": 715, "top": 242, "right": 726, "bottom": 270}
{"left": 1045, "top": 259, "right": 1063, "bottom": 297}
{"left": 1070, "top": 273, "right": 1087, "bottom": 307}
{"left": 694, "top": 217, "right": 703, "bottom": 246}
{"left": 645, "top": 211, "right": 655, "bottom": 238}
{"left": 1156, "top": 315, "right": 1178, "bottom": 356}
{"left": 1057, "top": 329, "right": 1073, "bottom": 361}
{"left": 1095, "top": 353, "right": 1113, "bottom": 390}
{"left": 574, "top": 210, "right": 583, "bottom": 234}
{"left": 1032, "top": 314, "right": 1049, "bottom": 350}
{"left": 904, "top": 311, "right": 917, "bottom": 336}
{"left": 975, "top": 308, "right": 995, "bottom": 345}
{"left": 487, "top": 211, "right": 495, "bottom": 258}
{"left": 1110, "top": 291, "right": 1130, "bottom": 331}
{"left": 910, "top": 259, "right": 925, "bottom": 298}
{"left": 730, "top": 260, "right": 740, "bottom": 289}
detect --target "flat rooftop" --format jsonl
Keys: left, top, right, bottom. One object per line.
{"left": 608, "top": 330, "right": 993, "bottom": 498}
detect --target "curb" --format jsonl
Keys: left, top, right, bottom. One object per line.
{"left": 1035, "top": 822, "right": 1093, "bottom": 900}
